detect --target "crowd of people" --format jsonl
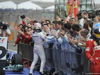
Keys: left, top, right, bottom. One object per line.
{"left": 13, "top": 11, "right": 96, "bottom": 49}
{"left": 3, "top": 11, "right": 99, "bottom": 75}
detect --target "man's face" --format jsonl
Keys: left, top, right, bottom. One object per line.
{"left": 19, "top": 25, "right": 23, "bottom": 29}
{"left": 81, "top": 12, "right": 85, "bottom": 18}
{"left": 59, "top": 28, "right": 66, "bottom": 36}
{"left": 28, "top": 28, "right": 32, "bottom": 32}
{"left": 52, "top": 23, "right": 55, "bottom": 29}
{"left": 46, "top": 21, "right": 49, "bottom": 24}
{"left": 31, "top": 25, "right": 34, "bottom": 29}
{"left": 25, "top": 27, "right": 28, "bottom": 31}
{"left": 27, "top": 23, "right": 31, "bottom": 27}
{"left": 56, "top": 24, "right": 61, "bottom": 30}
{"left": 43, "top": 25, "right": 48, "bottom": 31}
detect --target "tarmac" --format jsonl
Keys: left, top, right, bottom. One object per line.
{"left": 8, "top": 43, "right": 17, "bottom": 51}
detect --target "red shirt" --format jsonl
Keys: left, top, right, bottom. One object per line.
{"left": 85, "top": 39, "right": 100, "bottom": 60}
{"left": 23, "top": 33, "right": 32, "bottom": 44}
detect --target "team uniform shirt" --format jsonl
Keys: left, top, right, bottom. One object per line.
{"left": 85, "top": 39, "right": 100, "bottom": 74}
{"left": 85, "top": 39, "right": 100, "bottom": 60}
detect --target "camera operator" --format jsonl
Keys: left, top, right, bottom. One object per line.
{"left": 0, "top": 22, "right": 11, "bottom": 37}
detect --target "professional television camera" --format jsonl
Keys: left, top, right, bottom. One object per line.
{"left": 20, "top": 15, "right": 25, "bottom": 19}
{"left": 0, "top": 22, "right": 7, "bottom": 30}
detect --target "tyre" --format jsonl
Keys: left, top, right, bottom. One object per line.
{"left": 12, "top": 54, "right": 22, "bottom": 65}
{"left": 0, "top": 46, "right": 7, "bottom": 59}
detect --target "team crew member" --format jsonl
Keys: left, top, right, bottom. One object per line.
{"left": 85, "top": 23, "right": 100, "bottom": 75}
{"left": 29, "top": 23, "right": 46, "bottom": 75}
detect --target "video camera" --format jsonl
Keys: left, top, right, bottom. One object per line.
{"left": 20, "top": 15, "right": 25, "bottom": 19}
{"left": 0, "top": 22, "right": 7, "bottom": 30}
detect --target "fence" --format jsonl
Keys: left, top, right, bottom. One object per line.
{"left": 18, "top": 43, "right": 90, "bottom": 75}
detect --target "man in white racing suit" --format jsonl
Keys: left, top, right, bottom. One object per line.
{"left": 29, "top": 23, "right": 46, "bottom": 75}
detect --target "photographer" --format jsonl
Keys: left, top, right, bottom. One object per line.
{"left": 0, "top": 22, "right": 11, "bottom": 37}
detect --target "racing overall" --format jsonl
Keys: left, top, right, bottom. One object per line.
{"left": 29, "top": 31, "right": 46, "bottom": 74}
{"left": 85, "top": 39, "right": 100, "bottom": 75}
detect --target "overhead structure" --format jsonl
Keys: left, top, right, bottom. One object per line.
{"left": 45, "top": 5, "right": 55, "bottom": 11}
{"left": 0, "top": 0, "right": 8, "bottom": 2}
{"left": 18, "top": 1, "right": 42, "bottom": 10}
{"left": 0, "top": 0, "right": 43, "bottom": 10}
{"left": 11, "top": 0, "right": 30, "bottom": 4}
{"left": 0, "top": 1, "right": 16, "bottom": 9}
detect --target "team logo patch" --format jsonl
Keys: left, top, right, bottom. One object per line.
{"left": 94, "top": 41, "right": 97, "bottom": 45}
{"left": 86, "top": 47, "right": 89, "bottom": 51}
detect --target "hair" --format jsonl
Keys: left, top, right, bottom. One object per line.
{"left": 80, "top": 29, "right": 89, "bottom": 35}
{"left": 18, "top": 24, "right": 23, "bottom": 26}
{"left": 61, "top": 26, "right": 66, "bottom": 32}
{"left": 43, "top": 23, "right": 48, "bottom": 26}
{"left": 72, "top": 24, "right": 80, "bottom": 32}
{"left": 83, "top": 22, "right": 89, "bottom": 30}
{"left": 87, "top": 20, "right": 93, "bottom": 29}
{"left": 45, "top": 20, "right": 51, "bottom": 24}
{"left": 94, "top": 16, "right": 100, "bottom": 22}
{"left": 34, "top": 29, "right": 42, "bottom": 32}
{"left": 33, "top": 20, "right": 38, "bottom": 24}
{"left": 28, "top": 27, "right": 32, "bottom": 29}
{"left": 52, "top": 21, "right": 57, "bottom": 24}
{"left": 57, "top": 21, "right": 63, "bottom": 26}
{"left": 64, "top": 22, "right": 71, "bottom": 30}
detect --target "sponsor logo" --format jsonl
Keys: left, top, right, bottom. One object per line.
{"left": 94, "top": 46, "right": 100, "bottom": 50}
{"left": 86, "top": 47, "right": 89, "bottom": 51}
{"left": 94, "top": 41, "right": 97, "bottom": 45}
{"left": 0, "top": 38, "right": 5, "bottom": 43}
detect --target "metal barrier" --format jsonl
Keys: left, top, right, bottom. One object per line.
{"left": 44, "top": 43, "right": 84, "bottom": 75}
{"left": 18, "top": 43, "right": 90, "bottom": 75}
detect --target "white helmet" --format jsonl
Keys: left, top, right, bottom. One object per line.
{"left": 34, "top": 23, "right": 41, "bottom": 29}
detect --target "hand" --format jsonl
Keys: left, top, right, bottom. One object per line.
{"left": 13, "top": 44, "right": 16, "bottom": 46}
{"left": 68, "top": 38, "right": 75, "bottom": 45}
{"left": 58, "top": 32, "right": 63, "bottom": 37}
{"left": 73, "top": 38, "right": 79, "bottom": 44}
{"left": 18, "top": 29, "right": 24, "bottom": 35}
{"left": 52, "top": 31, "right": 58, "bottom": 38}
{"left": 52, "top": 31, "right": 56, "bottom": 36}
{"left": 58, "top": 32, "right": 61, "bottom": 36}
{"left": 1, "top": 26, "right": 3, "bottom": 29}
{"left": 60, "top": 31, "right": 65, "bottom": 36}
{"left": 45, "top": 36, "right": 48, "bottom": 38}
{"left": 90, "top": 58, "right": 95, "bottom": 64}
{"left": 88, "top": 25, "right": 91, "bottom": 31}
{"left": 67, "top": 34, "right": 71, "bottom": 38}
{"left": 26, "top": 36, "right": 28, "bottom": 38}
{"left": 45, "top": 28, "right": 49, "bottom": 34}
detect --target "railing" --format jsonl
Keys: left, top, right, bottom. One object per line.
{"left": 18, "top": 43, "right": 90, "bottom": 75}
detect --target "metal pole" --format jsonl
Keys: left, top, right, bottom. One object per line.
{"left": 86, "top": 0, "right": 87, "bottom": 11}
